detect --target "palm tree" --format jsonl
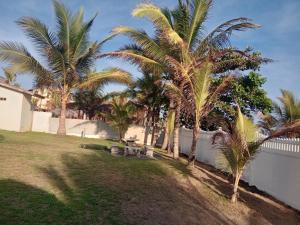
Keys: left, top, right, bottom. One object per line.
{"left": 105, "top": 0, "right": 263, "bottom": 159}
{"left": 1, "top": 68, "right": 18, "bottom": 86}
{"left": 129, "top": 71, "right": 167, "bottom": 146}
{"left": 183, "top": 61, "right": 236, "bottom": 166}
{"left": 103, "top": 95, "right": 135, "bottom": 141}
{"left": 259, "top": 90, "right": 300, "bottom": 137}
{"left": 274, "top": 89, "right": 300, "bottom": 124}
{"left": 0, "top": 0, "right": 131, "bottom": 135}
{"left": 73, "top": 87, "right": 103, "bottom": 120}
{"left": 212, "top": 106, "right": 300, "bottom": 203}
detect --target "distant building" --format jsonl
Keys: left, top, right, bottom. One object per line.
{"left": 0, "top": 81, "right": 42, "bottom": 132}
{"left": 30, "top": 88, "right": 75, "bottom": 113}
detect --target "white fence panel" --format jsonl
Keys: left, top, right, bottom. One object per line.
{"left": 179, "top": 127, "right": 300, "bottom": 211}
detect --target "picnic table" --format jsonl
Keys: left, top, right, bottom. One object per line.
{"left": 123, "top": 138, "right": 143, "bottom": 156}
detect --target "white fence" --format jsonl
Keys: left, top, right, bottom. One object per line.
{"left": 179, "top": 127, "right": 300, "bottom": 211}
{"left": 31, "top": 112, "right": 300, "bottom": 210}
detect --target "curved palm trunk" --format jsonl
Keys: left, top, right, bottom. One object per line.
{"left": 173, "top": 98, "right": 182, "bottom": 159}
{"left": 188, "top": 120, "right": 200, "bottom": 167}
{"left": 57, "top": 93, "right": 67, "bottom": 135}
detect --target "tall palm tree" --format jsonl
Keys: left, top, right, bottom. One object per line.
{"left": 106, "top": 0, "right": 261, "bottom": 158}
{"left": 212, "top": 106, "right": 300, "bottom": 203}
{"left": 0, "top": 0, "right": 131, "bottom": 135}
{"left": 129, "top": 72, "right": 167, "bottom": 145}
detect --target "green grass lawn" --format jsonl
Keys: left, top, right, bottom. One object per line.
{"left": 0, "top": 131, "right": 187, "bottom": 225}
{"left": 0, "top": 130, "right": 299, "bottom": 225}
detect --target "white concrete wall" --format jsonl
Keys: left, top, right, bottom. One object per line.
{"left": 0, "top": 87, "right": 23, "bottom": 131}
{"left": 125, "top": 125, "right": 152, "bottom": 145}
{"left": 179, "top": 127, "right": 300, "bottom": 211}
{"left": 48, "top": 118, "right": 118, "bottom": 139}
{"left": 31, "top": 113, "right": 152, "bottom": 144}
{"left": 32, "top": 111, "right": 52, "bottom": 132}
{"left": 20, "top": 94, "right": 33, "bottom": 132}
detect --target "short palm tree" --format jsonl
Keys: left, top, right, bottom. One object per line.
{"left": 106, "top": 0, "right": 262, "bottom": 159}
{"left": 0, "top": 0, "right": 131, "bottom": 135}
{"left": 213, "top": 106, "right": 300, "bottom": 203}
{"left": 103, "top": 95, "right": 135, "bottom": 141}
{"left": 274, "top": 89, "right": 300, "bottom": 124}
{"left": 259, "top": 90, "right": 300, "bottom": 136}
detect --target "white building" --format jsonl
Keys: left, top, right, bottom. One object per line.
{"left": 0, "top": 82, "right": 37, "bottom": 132}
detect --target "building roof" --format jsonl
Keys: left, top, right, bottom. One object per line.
{"left": 0, "top": 81, "right": 43, "bottom": 98}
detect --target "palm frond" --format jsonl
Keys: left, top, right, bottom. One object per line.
{"left": 186, "top": 0, "right": 212, "bottom": 49}
{"left": 16, "top": 17, "right": 56, "bottom": 51}
{"left": 0, "top": 41, "right": 53, "bottom": 87}
{"left": 111, "top": 26, "right": 166, "bottom": 62}
{"left": 103, "top": 49, "right": 164, "bottom": 75}
{"left": 132, "top": 3, "right": 183, "bottom": 45}
{"left": 77, "top": 68, "right": 132, "bottom": 89}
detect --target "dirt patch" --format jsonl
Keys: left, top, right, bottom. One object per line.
{"left": 121, "top": 155, "right": 300, "bottom": 225}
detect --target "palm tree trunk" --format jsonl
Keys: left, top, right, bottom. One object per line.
{"left": 162, "top": 99, "right": 175, "bottom": 151}
{"left": 57, "top": 93, "right": 67, "bottom": 135}
{"left": 173, "top": 98, "right": 182, "bottom": 159}
{"left": 188, "top": 120, "right": 200, "bottom": 167}
{"left": 143, "top": 111, "right": 151, "bottom": 145}
{"left": 161, "top": 126, "right": 169, "bottom": 150}
{"left": 231, "top": 172, "right": 242, "bottom": 203}
{"left": 151, "top": 111, "right": 156, "bottom": 146}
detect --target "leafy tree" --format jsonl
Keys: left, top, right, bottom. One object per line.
{"left": 212, "top": 106, "right": 300, "bottom": 203}
{"left": 182, "top": 72, "right": 273, "bottom": 130}
{"left": 0, "top": 0, "right": 131, "bottom": 135}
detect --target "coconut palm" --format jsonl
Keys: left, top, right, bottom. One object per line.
{"left": 212, "top": 106, "right": 300, "bottom": 203}
{"left": 0, "top": 0, "right": 131, "bottom": 135}
{"left": 274, "top": 89, "right": 300, "bottom": 124}
{"left": 105, "top": 0, "right": 263, "bottom": 158}
{"left": 129, "top": 71, "right": 167, "bottom": 145}
{"left": 259, "top": 90, "right": 300, "bottom": 137}
{"left": 103, "top": 95, "right": 135, "bottom": 141}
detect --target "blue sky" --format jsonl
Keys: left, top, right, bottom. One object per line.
{"left": 0, "top": 0, "right": 299, "bottom": 100}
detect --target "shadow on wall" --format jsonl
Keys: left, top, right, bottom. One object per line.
{"left": 69, "top": 119, "right": 118, "bottom": 139}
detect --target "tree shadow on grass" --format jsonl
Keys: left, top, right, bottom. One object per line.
{"left": 36, "top": 152, "right": 236, "bottom": 225}
{"left": 0, "top": 179, "right": 74, "bottom": 225}
{"left": 191, "top": 161, "right": 300, "bottom": 225}
{"left": 80, "top": 143, "right": 109, "bottom": 151}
